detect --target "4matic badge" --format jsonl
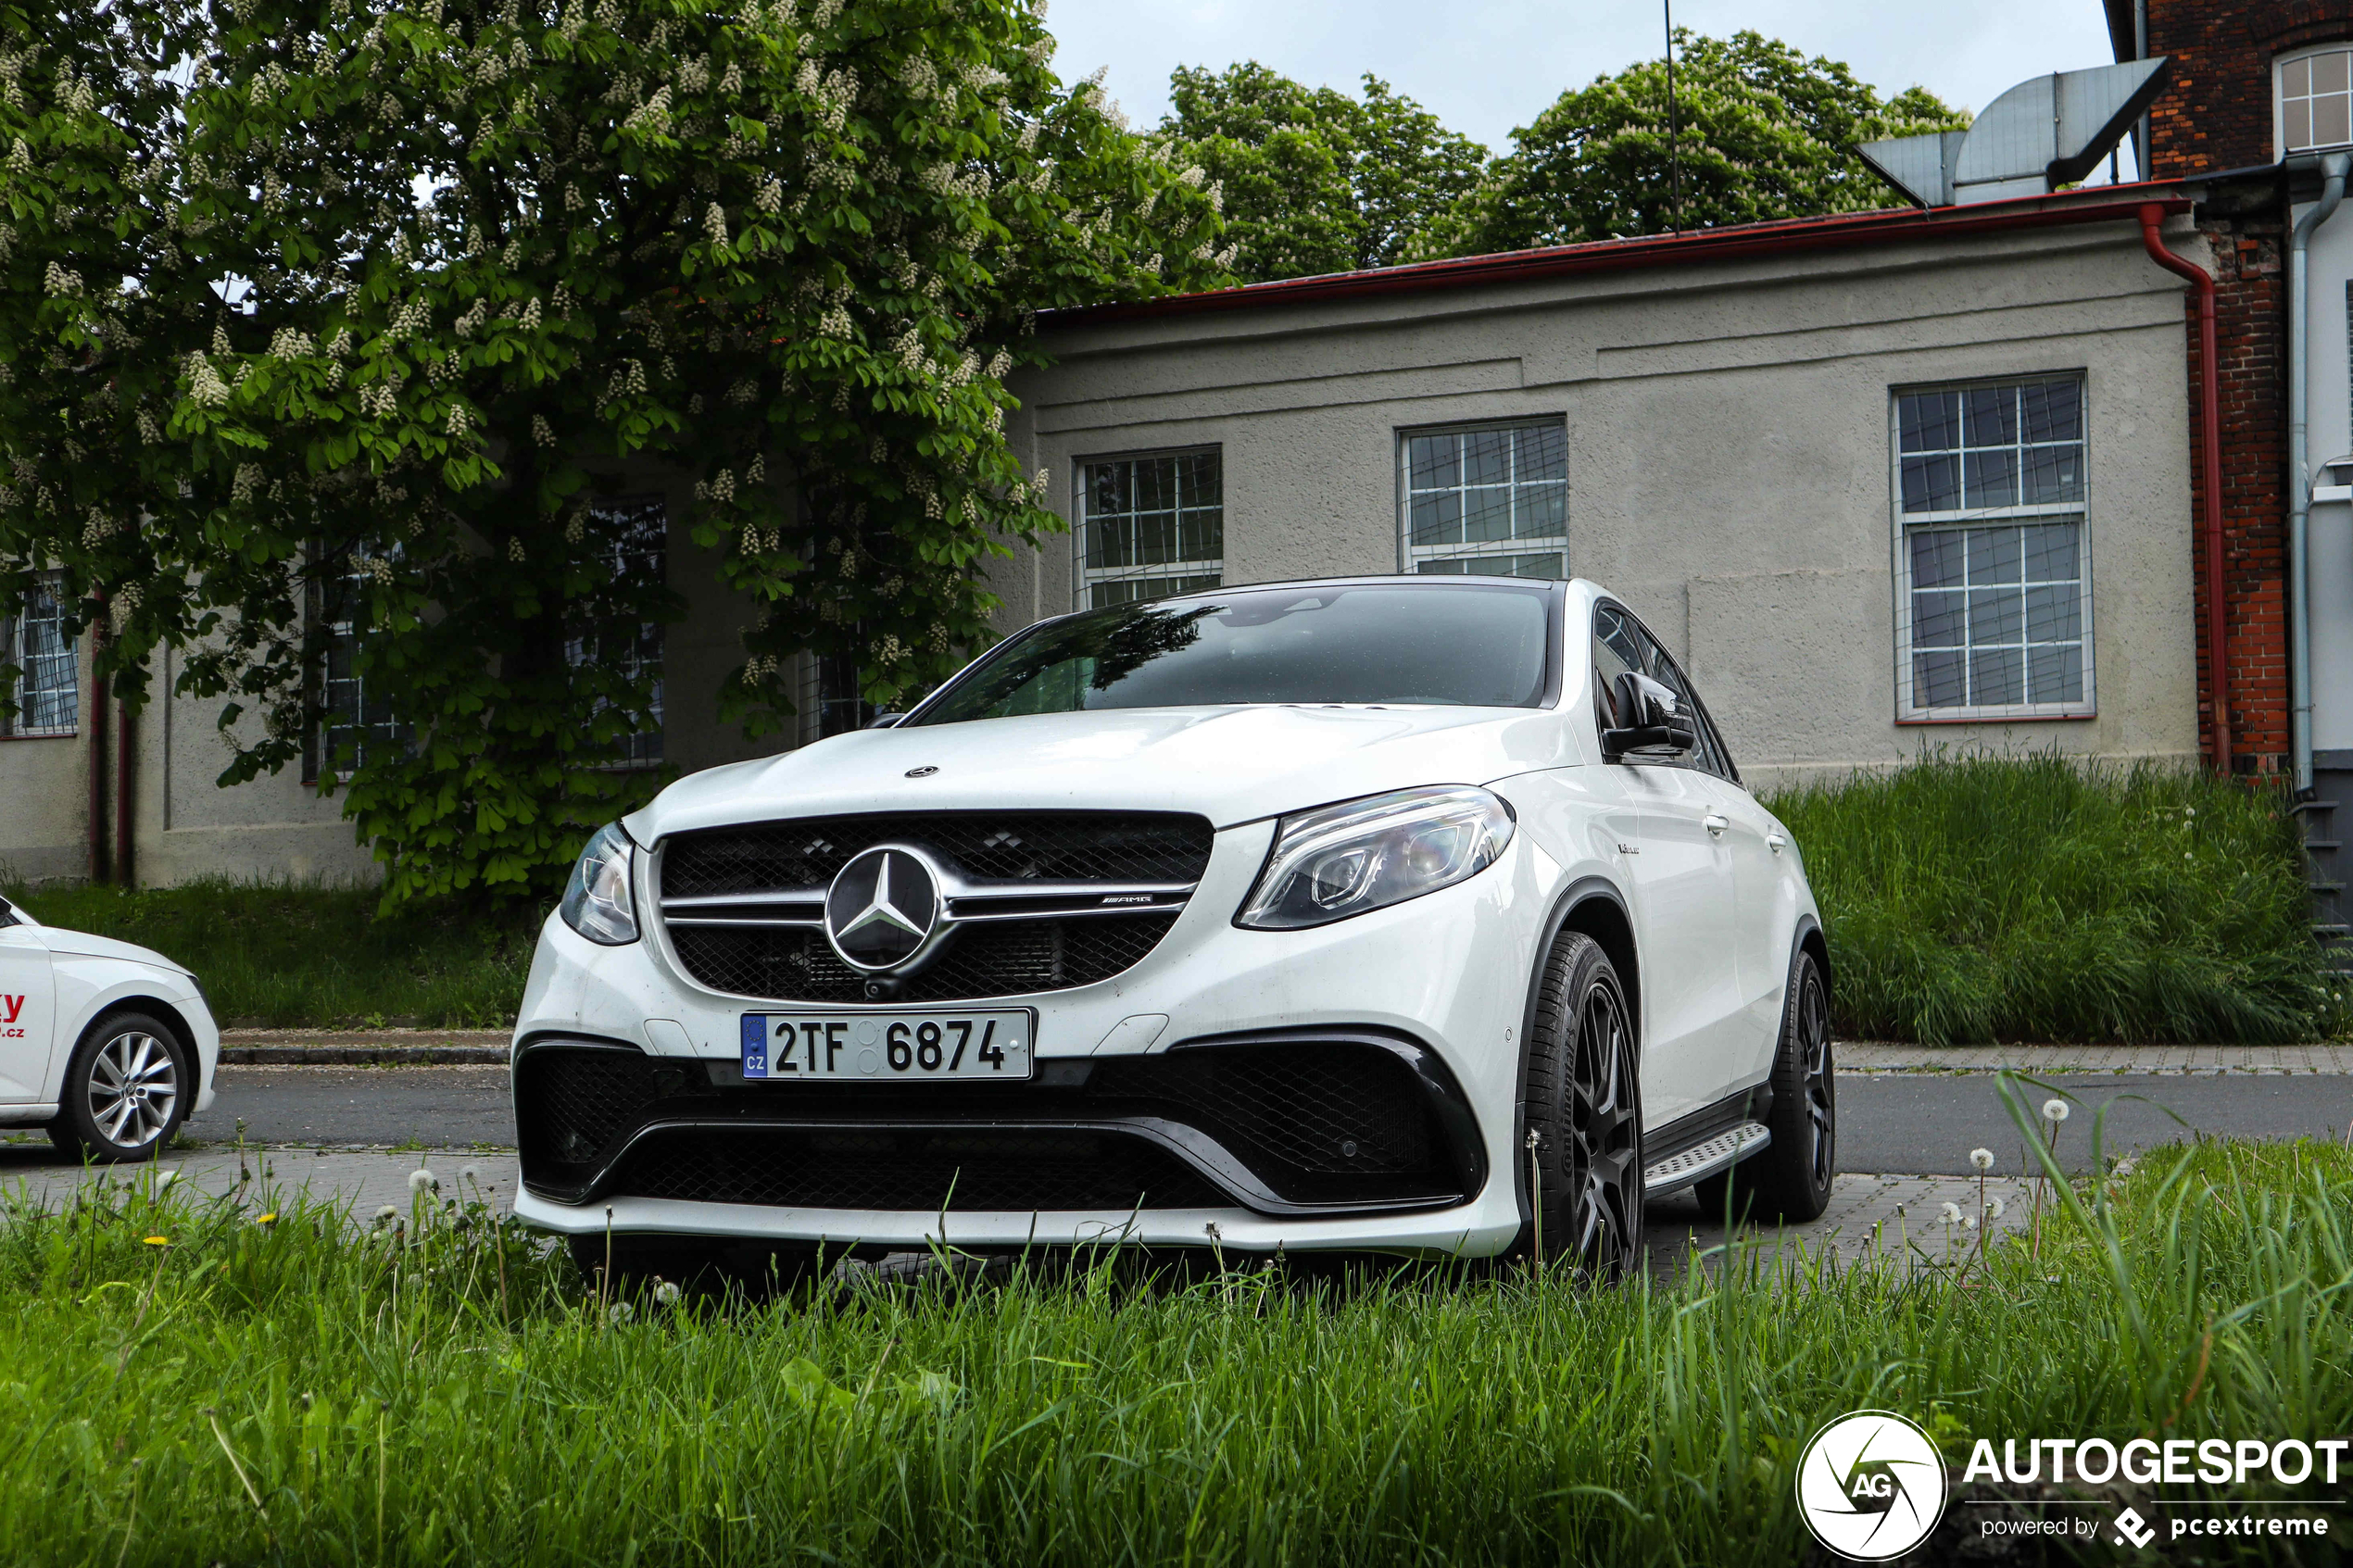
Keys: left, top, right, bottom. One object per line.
{"left": 1796, "top": 1411, "right": 1951, "bottom": 1561}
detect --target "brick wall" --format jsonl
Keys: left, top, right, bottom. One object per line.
{"left": 2144, "top": 0, "right": 2353, "bottom": 177}
{"left": 2141, "top": 4, "right": 2353, "bottom": 771}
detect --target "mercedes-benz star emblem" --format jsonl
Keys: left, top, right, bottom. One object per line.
{"left": 824, "top": 847, "right": 940, "bottom": 972}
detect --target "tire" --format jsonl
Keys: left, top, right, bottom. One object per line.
{"left": 48, "top": 1010, "right": 192, "bottom": 1163}
{"left": 1515, "top": 930, "right": 1644, "bottom": 1279}
{"left": 1695, "top": 947, "right": 1835, "bottom": 1223}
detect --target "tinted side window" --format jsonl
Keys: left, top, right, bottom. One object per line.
{"left": 1592, "top": 603, "right": 1739, "bottom": 783}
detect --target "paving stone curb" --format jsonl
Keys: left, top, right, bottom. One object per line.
{"left": 219, "top": 1046, "right": 509, "bottom": 1065}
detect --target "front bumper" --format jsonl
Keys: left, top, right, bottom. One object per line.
{"left": 510, "top": 819, "right": 1556, "bottom": 1256}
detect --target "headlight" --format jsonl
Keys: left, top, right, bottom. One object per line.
{"left": 1237, "top": 786, "right": 1516, "bottom": 931}
{"left": 559, "top": 822, "right": 640, "bottom": 946}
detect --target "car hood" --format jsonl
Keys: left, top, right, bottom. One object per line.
{"left": 36, "top": 926, "right": 192, "bottom": 975}
{"left": 626, "top": 704, "right": 1577, "bottom": 842}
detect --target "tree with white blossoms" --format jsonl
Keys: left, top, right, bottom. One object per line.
{"left": 0, "top": 0, "right": 1226, "bottom": 903}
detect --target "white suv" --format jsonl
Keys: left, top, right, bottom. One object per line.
{"left": 511, "top": 576, "right": 1834, "bottom": 1279}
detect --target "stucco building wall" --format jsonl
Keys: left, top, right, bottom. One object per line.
{"left": 1006, "top": 216, "right": 2202, "bottom": 786}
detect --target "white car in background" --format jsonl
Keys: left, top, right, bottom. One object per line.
{"left": 511, "top": 576, "right": 1835, "bottom": 1281}
{"left": 0, "top": 894, "right": 220, "bottom": 1160}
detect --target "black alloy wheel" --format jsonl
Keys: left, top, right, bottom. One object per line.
{"left": 1518, "top": 931, "right": 1644, "bottom": 1279}
{"left": 1697, "top": 948, "right": 1836, "bottom": 1223}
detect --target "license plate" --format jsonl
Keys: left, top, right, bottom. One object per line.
{"left": 739, "top": 1010, "right": 1035, "bottom": 1082}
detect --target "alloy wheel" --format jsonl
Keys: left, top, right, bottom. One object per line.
{"left": 1796, "top": 971, "right": 1834, "bottom": 1189}
{"left": 87, "top": 1030, "right": 178, "bottom": 1150}
{"left": 1564, "top": 974, "right": 1642, "bottom": 1275}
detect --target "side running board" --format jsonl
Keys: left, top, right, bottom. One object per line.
{"left": 1642, "top": 1121, "right": 1770, "bottom": 1195}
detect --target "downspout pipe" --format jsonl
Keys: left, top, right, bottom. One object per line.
{"left": 2140, "top": 204, "right": 2233, "bottom": 772}
{"left": 2292, "top": 152, "right": 2352, "bottom": 794}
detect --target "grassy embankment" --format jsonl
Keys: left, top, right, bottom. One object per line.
{"left": 0, "top": 1119, "right": 2346, "bottom": 1565}
{"left": 1767, "top": 754, "right": 2347, "bottom": 1045}
{"left": 0, "top": 880, "right": 537, "bottom": 1029}
{"left": 6, "top": 755, "right": 2342, "bottom": 1042}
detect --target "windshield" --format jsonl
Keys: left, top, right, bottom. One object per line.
{"left": 912, "top": 582, "right": 1557, "bottom": 724}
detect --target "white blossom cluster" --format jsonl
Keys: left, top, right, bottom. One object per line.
{"left": 41, "top": 262, "right": 82, "bottom": 297}
{"left": 453, "top": 298, "right": 489, "bottom": 336}
{"left": 756, "top": 176, "right": 784, "bottom": 214}
{"left": 267, "top": 326, "right": 315, "bottom": 358}
{"left": 532, "top": 413, "right": 555, "bottom": 445}
{"left": 387, "top": 296, "right": 432, "bottom": 340}
{"left": 230, "top": 463, "right": 262, "bottom": 504}
{"left": 702, "top": 202, "right": 728, "bottom": 245}
{"left": 185, "top": 354, "right": 232, "bottom": 408}
{"left": 359, "top": 382, "right": 398, "bottom": 417}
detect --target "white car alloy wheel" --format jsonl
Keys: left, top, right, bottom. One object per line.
{"left": 90, "top": 1030, "right": 179, "bottom": 1146}
{"left": 54, "top": 1013, "right": 190, "bottom": 1161}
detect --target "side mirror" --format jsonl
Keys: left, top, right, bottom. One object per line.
{"left": 1602, "top": 671, "right": 1696, "bottom": 761}
{"left": 864, "top": 712, "right": 906, "bottom": 730}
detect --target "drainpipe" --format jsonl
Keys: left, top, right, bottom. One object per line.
{"left": 115, "top": 687, "right": 133, "bottom": 888}
{"left": 2133, "top": 0, "right": 2149, "bottom": 176}
{"left": 2140, "top": 204, "right": 2232, "bottom": 772}
{"left": 85, "top": 611, "right": 108, "bottom": 884}
{"left": 2292, "top": 152, "right": 2351, "bottom": 794}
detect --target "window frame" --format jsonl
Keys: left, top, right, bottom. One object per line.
{"left": 1887, "top": 372, "right": 2097, "bottom": 725}
{"left": 1070, "top": 445, "right": 1225, "bottom": 610}
{"left": 2, "top": 573, "right": 79, "bottom": 740}
{"left": 563, "top": 493, "right": 669, "bottom": 771}
{"left": 1394, "top": 415, "right": 1570, "bottom": 580}
{"left": 2277, "top": 43, "right": 2353, "bottom": 157}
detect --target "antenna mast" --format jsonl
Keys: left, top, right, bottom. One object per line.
{"left": 1664, "top": 1, "right": 1680, "bottom": 232}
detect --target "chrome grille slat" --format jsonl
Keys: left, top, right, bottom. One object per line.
{"left": 656, "top": 811, "right": 1213, "bottom": 1003}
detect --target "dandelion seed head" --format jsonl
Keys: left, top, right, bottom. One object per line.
{"left": 1983, "top": 1197, "right": 2005, "bottom": 1221}
{"left": 652, "top": 1280, "right": 682, "bottom": 1306}
{"left": 409, "top": 1168, "right": 439, "bottom": 1193}
{"left": 1969, "top": 1148, "right": 1994, "bottom": 1171}
{"left": 2043, "top": 1099, "right": 2070, "bottom": 1123}
{"left": 374, "top": 1204, "right": 399, "bottom": 1223}
{"left": 1939, "top": 1201, "right": 1962, "bottom": 1223}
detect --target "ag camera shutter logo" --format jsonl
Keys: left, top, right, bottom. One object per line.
{"left": 1796, "top": 1411, "right": 1950, "bottom": 1560}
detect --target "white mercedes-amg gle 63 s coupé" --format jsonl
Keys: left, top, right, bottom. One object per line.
{"left": 511, "top": 574, "right": 1835, "bottom": 1281}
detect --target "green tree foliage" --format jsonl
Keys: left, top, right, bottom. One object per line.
{"left": 1164, "top": 62, "right": 1487, "bottom": 282}
{"left": 0, "top": 0, "right": 1225, "bottom": 904}
{"left": 1427, "top": 31, "right": 1970, "bottom": 256}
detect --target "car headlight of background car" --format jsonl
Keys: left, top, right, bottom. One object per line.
{"left": 1237, "top": 786, "right": 1516, "bottom": 931}
{"left": 559, "top": 822, "right": 640, "bottom": 946}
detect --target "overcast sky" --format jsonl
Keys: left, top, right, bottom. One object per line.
{"left": 1046, "top": 0, "right": 2133, "bottom": 173}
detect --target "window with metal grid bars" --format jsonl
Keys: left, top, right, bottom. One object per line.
{"left": 562, "top": 495, "right": 667, "bottom": 768}
{"left": 1892, "top": 376, "right": 2093, "bottom": 720}
{"left": 305, "top": 546, "right": 410, "bottom": 782}
{"left": 1398, "top": 420, "right": 1568, "bottom": 578}
{"left": 1075, "top": 448, "right": 1222, "bottom": 608}
{"left": 3, "top": 575, "right": 76, "bottom": 737}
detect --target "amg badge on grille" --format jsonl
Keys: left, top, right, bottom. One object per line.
{"left": 824, "top": 846, "right": 941, "bottom": 972}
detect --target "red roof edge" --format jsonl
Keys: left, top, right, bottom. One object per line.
{"left": 1047, "top": 182, "right": 2195, "bottom": 328}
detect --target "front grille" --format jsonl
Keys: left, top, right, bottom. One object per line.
{"left": 607, "top": 1125, "right": 1225, "bottom": 1211}
{"left": 658, "top": 810, "right": 1210, "bottom": 1003}
{"left": 669, "top": 915, "right": 1180, "bottom": 1003}
{"left": 514, "top": 1037, "right": 1471, "bottom": 1214}
{"left": 661, "top": 811, "right": 1214, "bottom": 897}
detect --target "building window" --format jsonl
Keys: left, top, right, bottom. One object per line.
{"left": 306, "top": 548, "right": 409, "bottom": 782}
{"left": 1076, "top": 448, "right": 1222, "bottom": 608}
{"left": 1398, "top": 420, "right": 1567, "bottom": 578}
{"left": 3, "top": 577, "right": 77, "bottom": 737}
{"left": 565, "top": 495, "right": 666, "bottom": 768}
{"left": 2282, "top": 48, "right": 2353, "bottom": 154}
{"left": 1892, "top": 376, "right": 2093, "bottom": 720}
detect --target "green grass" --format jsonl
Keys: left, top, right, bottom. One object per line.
{"left": 0, "top": 1122, "right": 2347, "bottom": 1564}
{"left": 0, "top": 879, "right": 539, "bottom": 1029}
{"left": 1766, "top": 754, "right": 2347, "bottom": 1046}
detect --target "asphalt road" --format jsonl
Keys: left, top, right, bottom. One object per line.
{"left": 0, "top": 1067, "right": 2306, "bottom": 1175}
{"left": 9, "top": 1067, "right": 2349, "bottom": 1176}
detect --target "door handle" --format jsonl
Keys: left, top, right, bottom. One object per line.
{"left": 1704, "top": 813, "right": 1730, "bottom": 836}
{"left": 1766, "top": 832, "right": 1786, "bottom": 854}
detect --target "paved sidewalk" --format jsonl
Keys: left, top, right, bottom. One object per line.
{"left": 218, "top": 1029, "right": 510, "bottom": 1065}
{"left": 0, "top": 1149, "right": 2036, "bottom": 1272}
{"left": 1838, "top": 1042, "right": 2353, "bottom": 1074}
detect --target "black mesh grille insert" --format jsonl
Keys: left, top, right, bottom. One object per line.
{"left": 668, "top": 915, "right": 1179, "bottom": 1003}
{"left": 514, "top": 1037, "right": 1467, "bottom": 1213}
{"left": 661, "top": 811, "right": 1214, "bottom": 897}
{"left": 1093, "top": 1045, "right": 1437, "bottom": 1179}
{"left": 606, "top": 1126, "right": 1225, "bottom": 1211}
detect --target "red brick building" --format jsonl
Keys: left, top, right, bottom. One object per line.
{"left": 2108, "top": 1, "right": 2353, "bottom": 793}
